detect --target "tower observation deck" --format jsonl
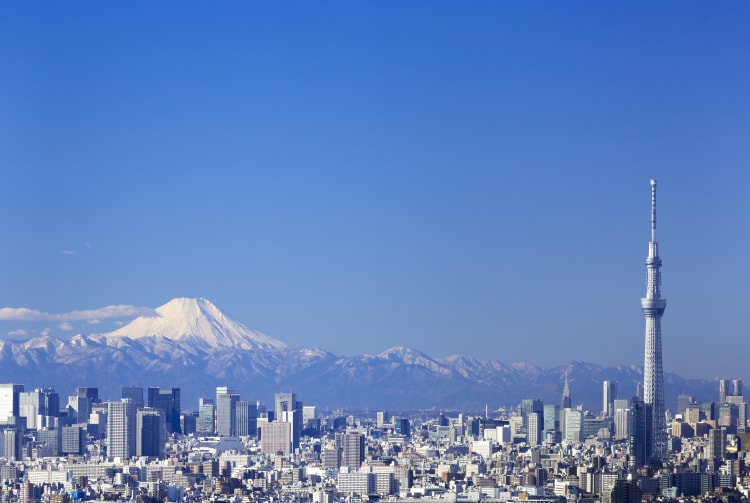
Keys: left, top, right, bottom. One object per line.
{"left": 641, "top": 179, "right": 667, "bottom": 462}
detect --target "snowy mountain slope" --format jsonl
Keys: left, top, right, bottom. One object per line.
{"left": 103, "top": 297, "right": 287, "bottom": 351}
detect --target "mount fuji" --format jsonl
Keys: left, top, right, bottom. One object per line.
{"left": 0, "top": 298, "right": 717, "bottom": 410}
{"left": 103, "top": 297, "right": 287, "bottom": 351}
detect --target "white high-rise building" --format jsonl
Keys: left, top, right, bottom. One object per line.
{"left": 261, "top": 421, "right": 291, "bottom": 455}
{"left": 527, "top": 412, "right": 541, "bottom": 446}
{"left": 0, "top": 384, "right": 24, "bottom": 424}
{"left": 613, "top": 399, "right": 630, "bottom": 441}
{"left": 107, "top": 398, "right": 136, "bottom": 459}
{"left": 641, "top": 179, "right": 667, "bottom": 462}
{"left": 564, "top": 409, "right": 582, "bottom": 443}
{"left": 216, "top": 387, "right": 238, "bottom": 437}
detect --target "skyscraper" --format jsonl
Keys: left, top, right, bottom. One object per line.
{"left": 527, "top": 412, "right": 542, "bottom": 446}
{"left": 75, "top": 387, "right": 99, "bottom": 403}
{"left": 340, "top": 431, "right": 365, "bottom": 469}
{"left": 235, "top": 400, "right": 256, "bottom": 437}
{"left": 628, "top": 397, "right": 652, "bottom": 469}
{"left": 603, "top": 381, "right": 618, "bottom": 417}
{"left": 641, "top": 179, "right": 667, "bottom": 462}
{"left": 216, "top": 387, "right": 238, "bottom": 437}
{"left": 198, "top": 398, "right": 215, "bottom": 433}
{"left": 719, "top": 379, "right": 730, "bottom": 403}
{"left": 136, "top": 407, "right": 166, "bottom": 458}
{"left": 0, "top": 384, "right": 24, "bottom": 424}
{"left": 732, "top": 379, "right": 742, "bottom": 397}
{"left": 108, "top": 398, "right": 137, "bottom": 459}
{"left": 147, "top": 387, "right": 181, "bottom": 434}
{"left": 121, "top": 387, "right": 144, "bottom": 409}
{"left": 275, "top": 392, "right": 302, "bottom": 450}
{"left": 61, "top": 425, "right": 86, "bottom": 455}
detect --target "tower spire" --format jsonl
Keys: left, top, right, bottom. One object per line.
{"left": 561, "top": 370, "right": 571, "bottom": 409}
{"left": 650, "top": 178, "right": 657, "bottom": 242}
{"left": 641, "top": 179, "right": 667, "bottom": 463}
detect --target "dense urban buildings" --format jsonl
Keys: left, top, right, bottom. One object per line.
{"left": 0, "top": 377, "right": 747, "bottom": 503}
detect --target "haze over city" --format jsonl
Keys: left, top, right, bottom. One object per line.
{"left": 1, "top": 2, "right": 749, "bottom": 381}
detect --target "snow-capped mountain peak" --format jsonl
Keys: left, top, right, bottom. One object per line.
{"left": 103, "top": 297, "right": 287, "bottom": 350}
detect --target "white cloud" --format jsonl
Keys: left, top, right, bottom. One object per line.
{"left": 0, "top": 305, "right": 156, "bottom": 322}
{"left": 61, "top": 249, "right": 76, "bottom": 256}
{"left": 59, "top": 322, "right": 74, "bottom": 331}
{"left": 40, "top": 328, "right": 51, "bottom": 336}
{"left": 7, "top": 329, "right": 27, "bottom": 337}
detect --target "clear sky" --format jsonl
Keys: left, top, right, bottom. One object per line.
{"left": 1, "top": 2, "right": 748, "bottom": 380}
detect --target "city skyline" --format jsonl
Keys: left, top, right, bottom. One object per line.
{"left": 1, "top": 3, "right": 749, "bottom": 379}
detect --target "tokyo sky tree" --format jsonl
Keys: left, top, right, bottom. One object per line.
{"left": 641, "top": 179, "right": 667, "bottom": 462}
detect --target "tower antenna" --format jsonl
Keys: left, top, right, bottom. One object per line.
{"left": 650, "top": 179, "right": 657, "bottom": 242}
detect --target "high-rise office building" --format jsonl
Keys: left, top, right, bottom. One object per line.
{"left": 235, "top": 400, "right": 257, "bottom": 437}
{"left": 719, "top": 379, "right": 730, "bottom": 403}
{"left": 628, "top": 397, "right": 652, "bottom": 469}
{"left": 275, "top": 392, "right": 302, "bottom": 450}
{"left": 613, "top": 399, "right": 630, "bottom": 441}
{"left": 603, "top": 381, "right": 618, "bottom": 417}
{"left": 394, "top": 418, "right": 410, "bottom": 436}
{"left": 107, "top": 398, "right": 137, "bottom": 459}
{"left": 216, "top": 387, "right": 238, "bottom": 437}
{"left": 121, "top": 387, "right": 144, "bottom": 409}
{"left": 68, "top": 394, "right": 91, "bottom": 424}
{"left": 376, "top": 411, "right": 389, "bottom": 428}
{"left": 147, "top": 387, "right": 181, "bottom": 434}
{"left": 527, "top": 412, "right": 542, "bottom": 446}
{"left": 19, "top": 390, "right": 44, "bottom": 430}
{"left": 136, "top": 407, "right": 166, "bottom": 458}
{"left": 198, "top": 398, "right": 215, "bottom": 433}
{"left": 19, "top": 388, "right": 58, "bottom": 430}
{"left": 720, "top": 379, "right": 744, "bottom": 403}
{"left": 733, "top": 379, "right": 742, "bottom": 397}
{"left": 37, "top": 427, "right": 62, "bottom": 456}
{"left": 543, "top": 404, "right": 558, "bottom": 434}
{"left": 62, "top": 425, "right": 86, "bottom": 455}
{"left": 0, "top": 384, "right": 25, "bottom": 424}
{"left": 75, "top": 387, "right": 99, "bottom": 404}
{"left": 180, "top": 412, "right": 197, "bottom": 435}
{"left": 261, "top": 421, "right": 291, "bottom": 455}
{"left": 705, "top": 428, "right": 725, "bottom": 462}
{"left": 2, "top": 427, "right": 22, "bottom": 460}
{"left": 641, "top": 179, "right": 667, "bottom": 462}
{"left": 340, "top": 431, "right": 365, "bottom": 469}
{"left": 564, "top": 409, "right": 582, "bottom": 443}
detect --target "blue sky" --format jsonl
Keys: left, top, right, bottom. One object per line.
{"left": 1, "top": 2, "right": 748, "bottom": 379}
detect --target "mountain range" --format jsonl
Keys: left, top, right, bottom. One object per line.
{"left": 0, "top": 298, "right": 719, "bottom": 411}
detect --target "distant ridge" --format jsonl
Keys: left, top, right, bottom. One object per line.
{"left": 0, "top": 297, "right": 721, "bottom": 410}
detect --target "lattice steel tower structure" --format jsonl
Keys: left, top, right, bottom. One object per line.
{"left": 641, "top": 179, "right": 667, "bottom": 462}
